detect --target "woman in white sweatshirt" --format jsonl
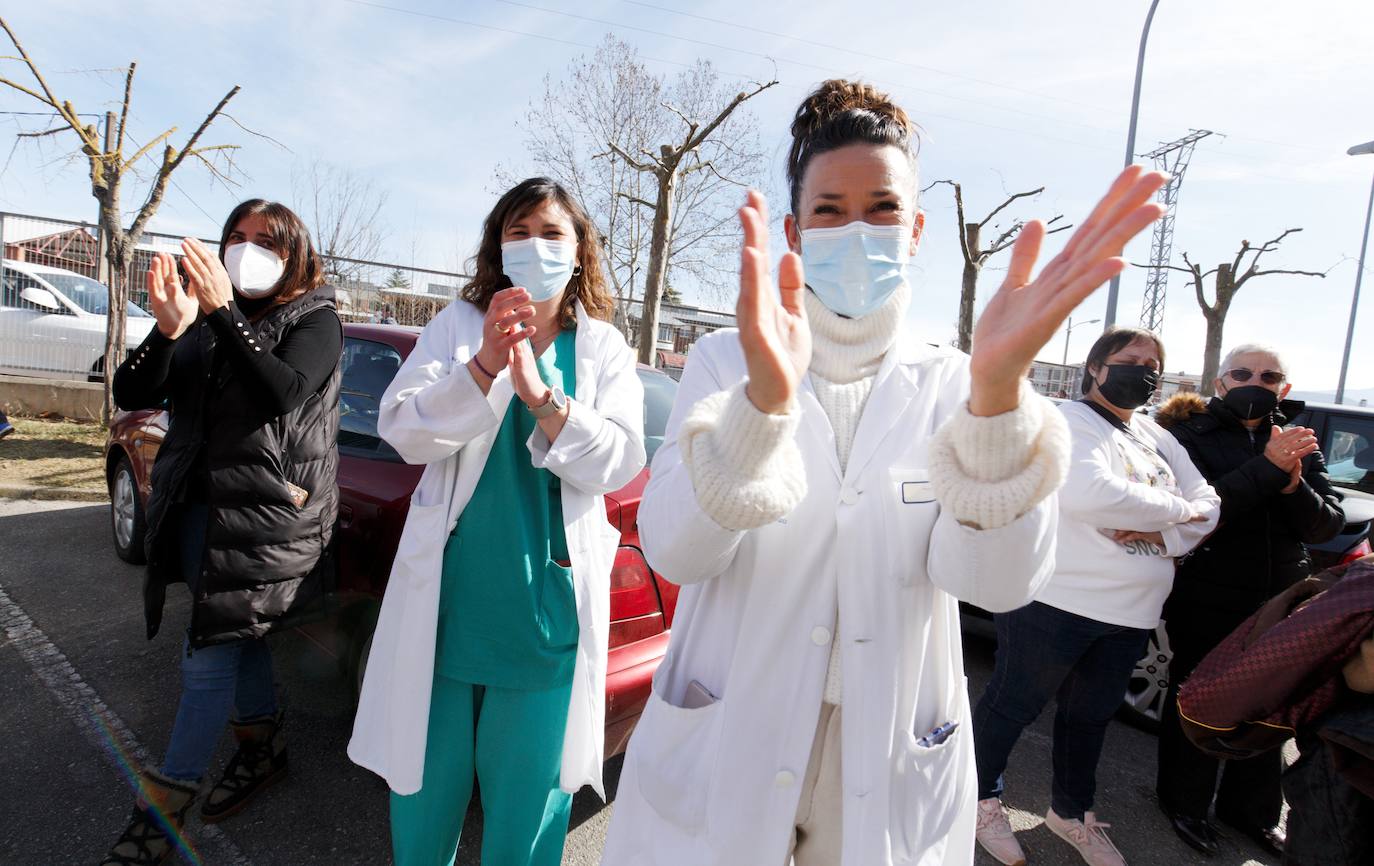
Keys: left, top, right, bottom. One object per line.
{"left": 600, "top": 79, "right": 1169, "bottom": 866}
{"left": 972, "top": 327, "right": 1220, "bottom": 866}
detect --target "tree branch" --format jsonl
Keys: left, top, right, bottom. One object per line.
{"left": 607, "top": 139, "right": 659, "bottom": 174}
{"left": 16, "top": 125, "right": 67, "bottom": 139}
{"left": 928, "top": 180, "right": 973, "bottom": 266}
{"left": 978, "top": 187, "right": 1044, "bottom": 230}
{"left": 680, "top": 78, "right": 777, "bottom": 154}
{"left": 115, "top": 62, "right": 134, "bottom": 154}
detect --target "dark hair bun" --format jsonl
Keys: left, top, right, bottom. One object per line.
{"left": 787, "top": 79, "right": 918, "bottom": 213}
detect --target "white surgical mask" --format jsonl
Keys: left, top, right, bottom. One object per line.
{"left": 223, "top": 242, "right": 285, "bottom": 299}
{"left": 501, "top": 238, "right": 578, "bottom": 302}
{"left": 799, "top": 221, "right": 911, "bottom": 318}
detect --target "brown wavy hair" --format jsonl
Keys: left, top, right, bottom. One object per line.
{"left": 787, "top": 79, "right": 922, "bottom": 215}
{"left": 460, "top": 178, "right": 613, "bottom": 329}
{"left": 217, "top": 199, "right": 325, "bottom": 316}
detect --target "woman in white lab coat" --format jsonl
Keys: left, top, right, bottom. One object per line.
{"left": 600, "top": 79, "right": 1168, "bottom": 866}
{"left": 346, "top": 178, "right": 645, "bottom": 865}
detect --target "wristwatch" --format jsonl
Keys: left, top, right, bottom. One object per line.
{"left": 528, "top": 387, "right": 567, "bottom": 419}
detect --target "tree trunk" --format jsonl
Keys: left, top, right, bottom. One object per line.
{"left": 1199, "top": 308, "right": 1226, "bottom": 397}
{"left": 957, "top": 222, "right": 981, "bottom": 354}
{"left": 99, "top": 200, "right": 130, "bottom": 424}
{"left": 636, "top": 169, "right": 677, "bottom": 366}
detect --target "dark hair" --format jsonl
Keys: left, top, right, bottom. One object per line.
{"left": 787, "top": 79, "right": 920, "bottom": 215}
{"left": 218, "top": 199, "right": 324, "bottom": 315}
{"left": 1081, "top": 326, "right": 1167, "bottom": 394}
{"left": 460, "top": 177, "right": 613, "bottom": 328}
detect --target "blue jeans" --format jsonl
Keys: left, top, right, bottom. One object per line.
{"left": 972, "top": 602, "right": 1149, "bottom": 820}
{"left": 159, "top": 504, "right": 278, "bottom": 782}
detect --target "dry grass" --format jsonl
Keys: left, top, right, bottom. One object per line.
{"left": 0, "top": 415, "right": 107, "bottom": 494}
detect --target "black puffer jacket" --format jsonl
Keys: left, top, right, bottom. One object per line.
{"left": 114, "top": 285, "right": 341, "bottom": 646}
{"left": 1157, "top": 393, "right": 1345, "bottom": 617}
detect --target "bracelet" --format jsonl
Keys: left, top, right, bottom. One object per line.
{"left": 470, "top": 354, "right": 497, "bottom": 381}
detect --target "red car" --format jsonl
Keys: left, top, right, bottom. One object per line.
{"left": 103, "top": 322, "right": 681, "bottom": 757}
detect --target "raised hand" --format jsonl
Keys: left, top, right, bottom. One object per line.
{"left": 179, "top": 237, "right": 235, "bottom": 314}
{"left": 968, "top": 165, "right": 1169, "bottom": 416}
{"left": 508, "top": 335, "right": 547, "bottom": 406}
{"left": 1264, "top": 425, "right": 1319, "bottom": 473}
{"left": 145, "top": 252, "right": 198, "bottom": 340}
{"left": 473, "top": 287, "right": 535, "bottom": 378}
{"left": 738, "top": 190, "right": 811, "bottom": 415}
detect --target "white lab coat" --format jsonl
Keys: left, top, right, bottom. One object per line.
{"left": 346, "top": 300, "right": 645, "bottom": 799}
{"left": 601, "top": 329, "right": 1058, "bottom": 866}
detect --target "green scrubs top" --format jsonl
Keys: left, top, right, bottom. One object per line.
{"left": 436, "top": 328, "right": 579, "bottom": 690}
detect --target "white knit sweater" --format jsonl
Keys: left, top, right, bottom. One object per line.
{"left": 677, "top": 285, "right": 1070, "bottom": 705}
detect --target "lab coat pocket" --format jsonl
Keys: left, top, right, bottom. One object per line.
{"left": 884, "top": 466, "right": 938, "bottom": 587}
{"left": 891, "top": 720, "right": 967, "bottom": 861}
{"left": 395, "top": 499, "right": 449, "bottom": 590}
{"left": 632, "top": 672, "right": 725, "bottom": 834}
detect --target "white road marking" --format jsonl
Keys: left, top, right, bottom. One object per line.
{"left": 0, "top": 581, "right": 256, "bottom": 866}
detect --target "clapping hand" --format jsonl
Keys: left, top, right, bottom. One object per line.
{"left": 146, "top": 252, "right": 198, "bottom": 340}
{"left": 179, "top": 237, "right": 235, "bottom": 314}
{"left": 967, "top": 166, "right": 1169, "bottom": 416}
{"left": 737, "top": 190, "right": 811, "bottom": 415}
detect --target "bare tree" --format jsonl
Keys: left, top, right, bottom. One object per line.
{"left": 505, "top": 36, "right": 774, "bottom": 359}
{"left": 927, "top": 179, "right": 1069, "bottom": 353}
{"left": 291, "top": 158, "right": 388, "bottom": 282}
{"left": 1137, "top": 228, "right": 1325, "bottom": 395}
{"left": 0, "top": 16, "right": 243, "bottom": 421}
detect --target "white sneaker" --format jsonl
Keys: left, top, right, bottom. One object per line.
{"left": 975, "top": 798, "right": 1027, "bottom": 866}
{"left": 1045, "top": 808, "right": 1125, "bottom": 866}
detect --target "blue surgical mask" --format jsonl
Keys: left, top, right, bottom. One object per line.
{"left": 501, "top": 238, "right": 578, "bottom": 302}
{"left": 799, "top": 221, "right": 911, "bottom": 318}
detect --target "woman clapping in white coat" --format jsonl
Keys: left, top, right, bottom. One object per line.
{"left": 600, "top": 79, "right": 1169, "bottom": 866}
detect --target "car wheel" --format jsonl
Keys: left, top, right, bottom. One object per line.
{"left": 109, "top": 455, "right": 147, "bottom": 564}
{"left": 1120, "top": 622, "right": 1172, "bottom": 733}
{"left": 88, "top": 356, "right": 105, "bottom": 383}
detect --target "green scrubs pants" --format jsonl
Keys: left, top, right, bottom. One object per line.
{"left": 390, "top": 674, "right": 574, "bottom": 866}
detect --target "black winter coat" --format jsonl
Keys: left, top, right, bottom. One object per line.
{"left": 1161, "top": 395, "right": 1344, "bottom": 618}
{"left": 113, "top": 285, "right": 342, "bottom": 647}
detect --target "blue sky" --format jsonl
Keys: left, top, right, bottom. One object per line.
{"left": 2, "top": 0, "right": 1371, "bottom": 391}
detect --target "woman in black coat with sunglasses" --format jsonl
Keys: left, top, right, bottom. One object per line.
{"left": 1153, "top": 343, "right": 1344, "bottom": 860}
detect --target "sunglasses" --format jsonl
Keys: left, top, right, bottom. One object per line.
{"left": 1226, "top": 368, "right": 1286, "bottom": 386}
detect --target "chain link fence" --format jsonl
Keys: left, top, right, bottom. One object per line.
{"left": 0, "top": 211, "right": 467, "bottom": 381}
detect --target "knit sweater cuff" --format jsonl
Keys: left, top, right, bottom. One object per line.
{"left": 679, "top": 382, "right": 808, "bottom": 532}
{"left": 928, "top": 382, "right": 1070, "bottom": 530}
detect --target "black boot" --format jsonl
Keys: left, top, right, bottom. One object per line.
{"left": 101, "top": 767, "right": 200, "bottom": 866}
{"left": 201, "top": 710, "right": 288, "bottom": 822}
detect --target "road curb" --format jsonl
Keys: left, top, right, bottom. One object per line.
{"left": 0, "top": 484, "right": 107, "bottom": 502}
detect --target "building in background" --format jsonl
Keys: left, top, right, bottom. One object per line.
{"left": 623, "top": 298, "right": 736, "bottom": 379}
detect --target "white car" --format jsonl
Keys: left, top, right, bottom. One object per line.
{"left": 0, "top": 259, "right": 155, "bottom": 380}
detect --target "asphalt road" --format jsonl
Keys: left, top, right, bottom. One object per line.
{"left": 1, "top": 498, "right": 1279, "bottom": 866}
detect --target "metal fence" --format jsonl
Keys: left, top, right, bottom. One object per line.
{"left": 0, "top": 211, "right": 467, "bottom": 381}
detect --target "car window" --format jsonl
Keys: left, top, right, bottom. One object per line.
{"left": 1322, "top": 412, "right": 1374, "bottom": 495}
{"left": 2, "top": 271, "right": 55, "bottom": 310}
{"left": 638, "top": 367, "right": 678, "bottom": 464}
{"left": 40, "top": 271, "right": 152, "bottom": 318}
{"left": 339, "top": 337, "right": 404, "bottom": 462}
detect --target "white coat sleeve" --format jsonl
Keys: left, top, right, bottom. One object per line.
{"left": 377, "top": 306, "right": 502, "bottom": 465}
{"left": 526, "top": 330, "right": 646, "bottom": 495}
{"left": 638, "top": 333, "right": 767, "bottom": 586}
{"left": 1158, "top": 434, "right": 1221, "bottom": 557}
{"left": 1057, "top": 408, "right": 1199, "bottom": 531}
{"left": 926, "top": 371, "right": 1067, "bottom": 612}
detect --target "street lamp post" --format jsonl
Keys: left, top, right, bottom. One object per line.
{"left": 1104, "top": 0, "right": 1162, "bottom": 329}
{"left": 1336, "top": 139, "right": 1374, "bottom": 405}
{"left": 1063, "top": 316, "right": 1102, "bottom": 365}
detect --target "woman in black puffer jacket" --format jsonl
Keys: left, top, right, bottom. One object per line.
{"left": 102, "top": 200, "right": 341, "bottom": 866}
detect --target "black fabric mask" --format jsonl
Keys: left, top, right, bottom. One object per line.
{"left": 1097, "top": 365, "right": 1160, "bottom": 410}
{"left": 1222, "top": 384, "right": 1279, "bottom": 421}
